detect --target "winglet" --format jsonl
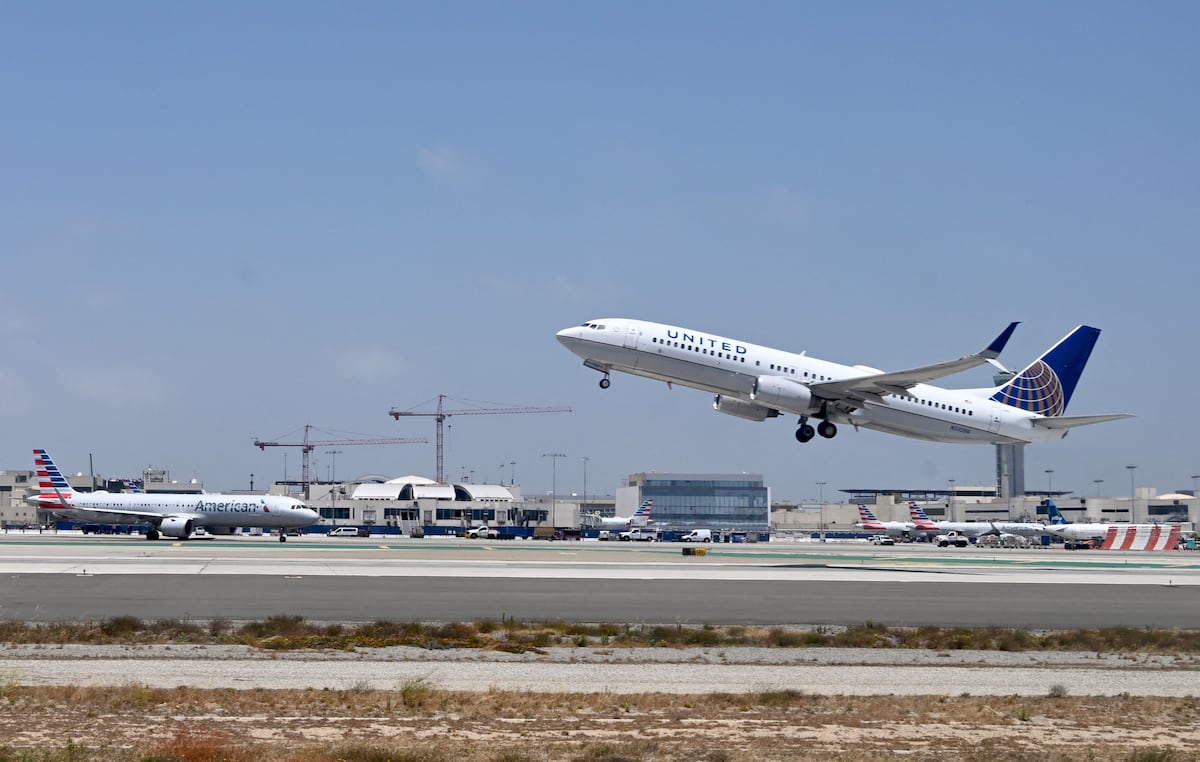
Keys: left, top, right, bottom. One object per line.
{"left": 982, "top": 322, "right": 1020, "bottom": 359}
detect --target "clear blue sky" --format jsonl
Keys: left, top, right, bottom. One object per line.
{"left": 2, "top": 3, "right": 1196, "bottom": 502}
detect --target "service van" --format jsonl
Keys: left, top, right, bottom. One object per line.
{"left": 679, "top": 529, "right": 712, "bottom": 542}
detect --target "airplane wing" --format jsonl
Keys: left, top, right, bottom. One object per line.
{"left": 809, "top": 322, "right": 1020, "bottom": 403}
{"left": 1032, "top": 414, "right": 1135, "bottom": 429}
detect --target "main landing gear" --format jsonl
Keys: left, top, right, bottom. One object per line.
{"left": 795, "top": 416, "right": 838, "bottom": 443}
{"left": 599, "top": 375, "right": 610, "bottom": 389}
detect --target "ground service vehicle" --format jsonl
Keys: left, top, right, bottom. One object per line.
{"left": 870, "top": 535, "right": 895, "bottom": 546}
{"left": 935, "top": 532, "right": 971, "bottom": 548}
{"left": 467, "top": 526, "right": 500, "bottom": 539}
{"left": 680, "top": 529, "right": 712, "bottom": 542}
{"left": 329, "top": 527, "right": 369, "bottom": 537}
{"left": 618, "top": 528, "right": 657, "bottom": 541}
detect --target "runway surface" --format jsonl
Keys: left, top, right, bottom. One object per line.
{"left": 4, "top": 533, "right": 1200, "bottom": 696}
{"left": 2, "top": 533, "right": 1199, "bottom": 627}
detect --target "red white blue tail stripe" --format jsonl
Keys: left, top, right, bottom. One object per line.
{"left": 856, "top": 504, "right": 885, "bottom": 530}
{"left": 634, "top": 499, "right": 652, "bottom": 520}
{"left": 908, "top": 502, "right": 939, "bottom": 531}
{"left": 33, "top": 448, "right": 74, "bottom": 504}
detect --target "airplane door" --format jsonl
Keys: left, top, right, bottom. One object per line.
{"left": 989, "top": 410, "right": 1002, "bottom": 434}
{"left": 622, "top": 325, "right": 639, "bottom": 350}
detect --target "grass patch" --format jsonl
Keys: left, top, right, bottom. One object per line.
{"left": 2, "top": 617, "right": 1200, "bottom": 655}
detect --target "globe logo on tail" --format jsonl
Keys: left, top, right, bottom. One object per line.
{"left": 991, "top": 360, "right": 1065, "bottom": 416}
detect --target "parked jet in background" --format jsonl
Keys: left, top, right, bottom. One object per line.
{"left": 853, "top": 505, "right": 917, "bottom": 539}
{"left": 988, "top": 518, "right": 1053, "bottom": 538}
{"left": 556, "top": 319, "right": 1131, "bottom": 445}
{"left": 585, "top": 499, "right": 653, "bottom": 530}
{"left": 1042, "top": 500, "right": 1112, "bottom": 542}
{"left": 27, "top": 449, "right": 318, "bottom": 542}
{"left": 908, "top": 502, "right": 995, "bottom": 538}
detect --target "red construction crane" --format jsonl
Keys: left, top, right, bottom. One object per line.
{"left": 388, "top": 394, "right": 571, "bottom": 483}
{"left": 253, "top": 424, "right": 427, "bottom": 498}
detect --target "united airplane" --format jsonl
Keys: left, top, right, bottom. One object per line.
{"left": 27, "top": 449, "right": 319, "bottom": 542}
{"left": 556, "top": 319, "right": 1131, "bottom": 445}
{"left": 585, "top": 499, "right": 653, "bottom": 531}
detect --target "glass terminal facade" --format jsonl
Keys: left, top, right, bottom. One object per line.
{"left": 626, "top": 472, "right": 769, "bottom": 530}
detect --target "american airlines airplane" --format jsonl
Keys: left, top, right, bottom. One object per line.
{"left": 27, "top": 449, "right": 319, "bottom": 542}
{"left": 585, "top": 499, "right": 653, "bottom": 530}
{"left": 908, "top": 502, "right": 995, "bottom": 538}
{"left": 556, "top": 319, "right": 1131, "bottom": 445}
{"left": 853, "top": 505, "right": 917, "bottom": 539}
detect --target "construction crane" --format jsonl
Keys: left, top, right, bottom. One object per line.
{"left": 388, "top": 394, "right": 571, "bottom": 484}
{"left": 253, "top": 424, "right": 427, "bottom": 499}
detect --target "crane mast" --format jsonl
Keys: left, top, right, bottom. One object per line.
{"left": 389, "top": 394, "right": 570, "bottom": 483}
{"left": 253, "top": 424, "right": 426, "bottom": 499}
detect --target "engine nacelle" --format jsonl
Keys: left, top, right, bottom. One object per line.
{"left": 158, "top": 516, "right": 195, "bottom": 539}
{"left": 713, "top": 395, "right": 780, "bottom": 422}
{"left": 750, "top": 375, "right": 817, "bottom": 415}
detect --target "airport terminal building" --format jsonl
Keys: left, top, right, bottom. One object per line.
{"left": 2, "top": 461, "right": 1197, "bottom": 540}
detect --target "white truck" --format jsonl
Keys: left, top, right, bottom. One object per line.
{"left": 679, "top": 529, "right": 712, "bottom": 542}
{"left": 466, "top": 525, "right": 500, "bottom": 539}
{"left": 618, "top": 528, "right": 657, "bottom": 542}
{"left": 935, "top": 531, "right": 971, "bottom": 548}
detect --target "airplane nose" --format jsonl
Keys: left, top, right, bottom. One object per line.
{"left": 556, "top": 326, "right": 584, "bottom": 347}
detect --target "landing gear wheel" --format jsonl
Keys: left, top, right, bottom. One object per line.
{"left": 795, "top": 424, "right": 816, "bottom": 443}
{"left": 817, "top": 421, "right": 838, "bottom": 439}
{"left": 279, "top": 533, "right": 287, "bottom": 543}
{"left": 146, "top": 529, "right": 159, "bottom": 541}
{"left": 599, "top": 377, "right": 611, "bottom": 389}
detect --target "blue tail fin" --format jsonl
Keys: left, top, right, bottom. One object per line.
{"left": 990, "top": 326, "right": 1101, "bottom": 416}
{"left": 1045, "top": 500, "right": 1068, "bottom": 525}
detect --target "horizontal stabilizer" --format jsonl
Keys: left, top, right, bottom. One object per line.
{"left": 1032, "top": 413, "right": 1134, "bottom": 430}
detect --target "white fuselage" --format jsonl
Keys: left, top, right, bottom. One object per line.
{"left": 989, "top": 521, "right": 1053, "bottom": 538}
{"left": 1045, "top": 523, "right": 1112, "bottom": 542}
{"left": 556, "top": 319, "right": 1067, "bottom": 445}
{"left": 856, "top": 520, "right": 918, "bottom": 538}
{"left": 30, "top": 491, "right": 318, "bottom": 530}
{"left": 913, "top": 520, "right": 995, "bottom": 538}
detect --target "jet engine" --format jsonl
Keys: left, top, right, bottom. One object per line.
{"left": 750, "top": 375, "right": 817, "bottom": 415}
{"left": 713, "top": 395, "right": 780, "bottom": 422}
{"left": 157, "top": 516, "right": 195, "bottom": 539}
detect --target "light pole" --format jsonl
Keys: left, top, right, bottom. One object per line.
{"left": 499, "top": 463, "right": 505, "bottom": 485}
{"left": 948, "top": 479, "right": 955, "bottom": 521}
{"left": 1192, "top": 474, "right": 1200, "bottom": 497}
{"left": 325, "top": 449, "right": 342, "bottom": 508}
{"left": 1093, "top": 479, "right": 1104, "bottom": 498}
{"left": 815, "top": 481, "right": 827, "bottom": 540}
{"left": 510, "top": 461, "right": 517, "bottom": 486}
{"left": 1045, "top": 469, "right": 1054, "bottom": 495}
{"left": 543, "top": 453, "right": 566, "bottom": 521}
{"left": 582, "top": 456, "right": 590, "bottom": 509}
{"left": 1126, "top": 465, "right": 1137, "bottom": 515}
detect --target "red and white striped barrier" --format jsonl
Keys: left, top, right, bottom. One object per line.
{"left": 1100, "top": 524, "right": 1181, "bottom": 551}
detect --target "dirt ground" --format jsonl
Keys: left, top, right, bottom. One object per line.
{"left": 1, "top": 685, "right": 1198, "bottom": 761}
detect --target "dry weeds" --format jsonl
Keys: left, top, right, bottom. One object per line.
{"left": 3, "top": 619, "right": 1199, "bottom": 760}
{"left": 0, "top": 685, "right": 1197, "bottom": 761}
